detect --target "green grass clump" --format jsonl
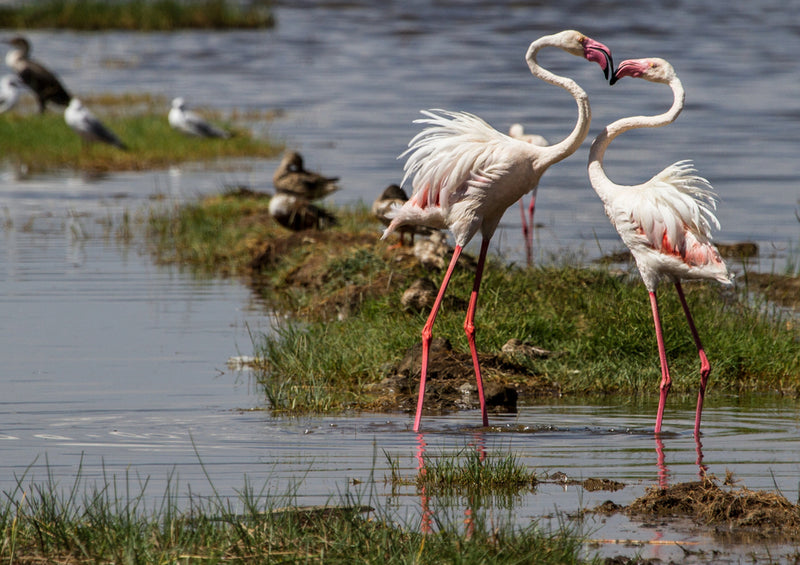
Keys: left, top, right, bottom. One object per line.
{"left": 0, "top": 95, "right": 281, "bottom": 172}
{"left": 0, "top": 466, "right": 594, "bottom": 564}
{"left": 0, "top": 0, "right": 274, "bottom": 30}
{"left": 143, "top": 196, "right": 800, "bottom": 414}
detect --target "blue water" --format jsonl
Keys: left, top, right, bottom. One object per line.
{"left": 2, "top": 1, "right": 799, "bottom": 562}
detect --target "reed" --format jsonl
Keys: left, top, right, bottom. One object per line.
{"left": 0, "top": 0, "right": 274, "bottom": 30}
{"left": 0, "top": 459, "right": 592, "bottom": 564}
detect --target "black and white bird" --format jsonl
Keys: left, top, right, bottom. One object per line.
{"left": 168, "top": 97, "right": 231, "bottom": 138}
{"left": 4, "top": 36, "right": 71, "bottom": 113}
{"left": 64, "top": 98, "right": 127, "bottom": 150}
{"left": 0, "top": 74, "right": 22, "bottom": 113}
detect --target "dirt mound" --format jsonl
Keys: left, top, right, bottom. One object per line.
{"left": 621, "top": 478, "right": 800, "bottom": 541}
{"left": 370, "top": 337, "right": 559, "bottom": 415}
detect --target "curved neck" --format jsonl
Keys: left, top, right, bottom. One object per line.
{"left": 588, "top": 77, "right": 685, "bottom": 199}
{"left": 525, "top": 37, "right": 591, "bottom": 164}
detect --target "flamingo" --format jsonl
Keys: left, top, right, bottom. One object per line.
{"left": 4, "top": 36, "right": 71, "bottom": 113}
{"left": 64, "top": 98, "right": 128, "bottom": 150}
{"left": 588, "top": 57, "right": 732, "bottom": 436}
{"left": 169, "top": 97, "right": 231, "bottom": 139}
{"left": 383, "top": 30, "right": 613, "bottom": 431}
{"left": 508, "top": 123, "right": 548, "bottom": 266}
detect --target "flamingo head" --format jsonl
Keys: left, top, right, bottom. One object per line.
{"left": 579, "top": 35, "right": 614, "bottom": 81}
{"left": 611, "top": 57, "right": 675, "bottom": 85}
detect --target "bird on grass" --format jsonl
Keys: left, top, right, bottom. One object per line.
{"left": 508, "top": 123, "right": 548, "bottom": 266}
{"left": 4, "top": 36, "right": 71, "bottom": 113}
{"left": 269, "top": 191, "right": 337, "bottom": 231}
{"left": 589, "top": 57, "right": 732, "bottom": 436}
{"left": 382, "top": 30, "right": 614, "bottom": 431}
{"left": 0, "top": 74, "right": 22, "bottom": 113}
{"left": 168, "top": 97, "right": 231, "bottom": 139}
{"left": 272, "top": 151, "right": 340, "bottom": 201}
{"left": 64, "top": 98, "right": 127, "bottom": 150}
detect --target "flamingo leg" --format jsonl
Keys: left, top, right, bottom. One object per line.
{"left": 674, "top": 281, "right": 711, "bottom": 437}
{"left": 413, "top": 244, "right": 464, "bottom": 432}
{"left": 519, "top": 199, "right": 531, "bottom": 267}
{"left": 463, "top": 238, "right": 491, "bottom": 427}
{"left": 649, "top": 291, "right": 671, "bottom": 434}
{"left": 526, "top": 193, "right": 536, "bottom": 265}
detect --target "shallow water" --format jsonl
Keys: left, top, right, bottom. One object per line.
{"left": 2, "top": 1, "right": 800, "bottom": 562}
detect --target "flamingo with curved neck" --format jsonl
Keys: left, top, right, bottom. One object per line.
{"left": 384, "top": 30, "right": 613, "bottom": 431}
{"left": 589, "top": 58, "right": 732, "bottom": 436}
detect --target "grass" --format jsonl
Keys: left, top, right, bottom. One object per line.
{"left": 0, "top": 93, "right": 281, "bottom": 173}
{"left": 0, "top": 0, "right": 274, "bottom": 30}
{"left": 142, "top": 191, "right": 800, "bottom": 414}
{"left": 0, "top": 458, "right": 594, "bottom": 564}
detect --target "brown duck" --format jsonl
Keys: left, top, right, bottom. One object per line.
{"left": 272, "top": 151, "right": 340, "bottom": 200}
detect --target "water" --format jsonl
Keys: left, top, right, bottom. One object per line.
{"left": 1, "top": 1, "right": 799, "bottom": 561}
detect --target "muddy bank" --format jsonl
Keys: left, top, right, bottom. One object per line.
{"left": 595, "top": 477, "right": 800, "bottom": 543}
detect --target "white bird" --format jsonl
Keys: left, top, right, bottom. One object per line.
{"left": 589, "top": 57, "right": 732, "bottom": 436}
{"left": 508, "top": 123, "right": 548, "bottom": 146}
{"left": 168, "top": 97, "right": 231, "bottom": 139}
{"left": 269, "top": 191, "right": 337, "bottom": 231}
{"left": 0, "top": 74, "right": 22, "bottom": 113}
{"left": 64, "top": 98, "right": 127, "bottom": 150}
{"left": 4, "top": 36, "right": 71, "bottom": 113}
{"left": 508, "top": 123, "right": 549, "bottom": 266}
{"left": 383, "top": 30, "right": 614, "bottom": 431}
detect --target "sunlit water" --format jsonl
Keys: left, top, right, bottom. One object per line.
{"left": 2, "top": 0, "right": 800, "bottom": 562}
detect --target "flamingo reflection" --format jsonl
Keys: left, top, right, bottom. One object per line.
{"left": 414, "top": 431, "right": 486, "bottom": 536}
{"left": 654, "top": 434, "right": 708, "bottom": 490}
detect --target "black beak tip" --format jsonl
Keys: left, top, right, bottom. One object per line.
{"left": 609, "top": 73, "right": 619, "bottom": 86}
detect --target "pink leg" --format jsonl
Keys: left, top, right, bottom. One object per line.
{"left": 526, "top": 194, "right": 536, "bottom": 265}
{"left": 649, "top": 291, "right": 671, "bottom": 434}
{"left": 463, "top": 238, "right": 490, "bottom": 427}
{"left": 674, "top": 281, "right": 711, "bottom": 437}
{"left": 519, "top": 199, "right": 532, "bottom": 267}
{"left": 413, "top": 245, "right": 464, "bottom": 432}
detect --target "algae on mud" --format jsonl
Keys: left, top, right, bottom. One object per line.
{"left": 143, "top": 189, "right": 800, "bottom": 416}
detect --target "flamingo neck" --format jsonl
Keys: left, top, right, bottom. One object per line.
{"left": 588, "top": 77, "right": 685, "bottom": 202}
{"left": 525, "top": 37, "right": 591, "bottom": 165}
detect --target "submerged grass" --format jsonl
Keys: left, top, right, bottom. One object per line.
{"left": 0, "top": 93, "right": 281, "bottom": 173}
{"left": 0, "top": 0, "right": 274, "bottom": 30}
{"left": 143, "top": 192, "right": 800, "bottom": 414}
{"left": 0, "top": 459, "right": 594, "bottom": 564}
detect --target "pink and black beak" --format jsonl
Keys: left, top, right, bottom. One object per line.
{"left": 583, "top": 37, "right": 614, "bottom": 82}
{"left": 610, "top": 59, "right": 644, "bottom": 85}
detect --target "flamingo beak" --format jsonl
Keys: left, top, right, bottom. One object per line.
{"left": 583, "top": 38, "right": 614, "bottom": 81}
{"left": 610, "top": 59, "right": 642, "bottom": 86}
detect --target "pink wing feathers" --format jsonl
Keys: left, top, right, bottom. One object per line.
{"left": 383, "top": 109, "right": 528, "bottom": 239}
{"left": 611, "top": 160, "right": 731, "bottom": 283}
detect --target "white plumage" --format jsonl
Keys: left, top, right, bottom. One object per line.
{"left": 168, "top": 97, "right": 230, "bottom": 138}
{"left": 0, "top": 74, "right": 21, "bottom": 113}
{"left": 64, "top": 98, "right": 127, "bottom": 150}
{"left": 590, "top": 57, "right": 732, "bottom": 436}
{"left": 384, "top": 30, "right": 614, "bottom": 432}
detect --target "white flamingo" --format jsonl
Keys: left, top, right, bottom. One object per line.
{"left": 383, "top": 30, "right": 613, "bottom": 431}
{"left": 588, "top": 57, "right": 732, "bottom": 436}
{"left": 508, "top": 123, "right": 548, "bottom": 266}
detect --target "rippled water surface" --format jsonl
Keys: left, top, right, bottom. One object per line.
{"left": 1, "top": 1, "right": 799, "bottom": 562}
